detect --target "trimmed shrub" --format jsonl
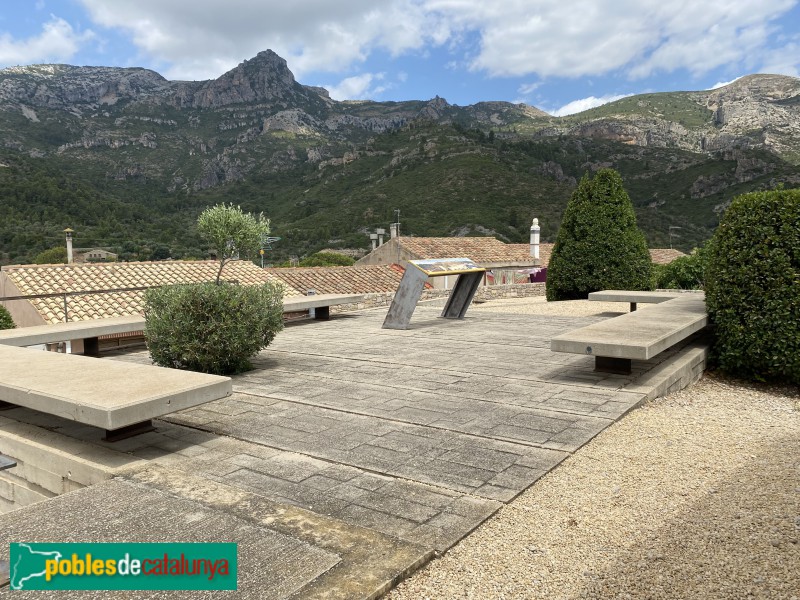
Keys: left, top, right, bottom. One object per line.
{"left": 546, "top": 169, "right": 652, "bottom": 300}
{"left": 300, "top": 252, "right": 355, "bottom": 267}
{"left": 144, "top": 282, "right": 284, "bottom": 375}
{"left": 705, "top": 189, "right": 800, "bottom": 383}
{"left": 0, "top": 305, "right": 14, "bottom": 330}
{"left": 653, "top": 244, "right": 711, "bottom": 290}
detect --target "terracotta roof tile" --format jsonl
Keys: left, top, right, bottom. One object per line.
{"left": 649, "top": 248, "right": 687, "bottom": 264}
{"left": 4, "top": 260, "right": 301, "bottom": 324}
{"left": 266, "top": 264, "right": 425, "bottom": 295}
{"left": 396, "top": 237, "right": 552, "bottom": 265}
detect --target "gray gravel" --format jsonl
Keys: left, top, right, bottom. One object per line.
{"left": 388, "top": 297, "right": 800, "bottom": 600}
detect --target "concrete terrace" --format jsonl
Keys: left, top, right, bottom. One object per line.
{"left": 0, "top": 303, "right": 705, "bottom": 598}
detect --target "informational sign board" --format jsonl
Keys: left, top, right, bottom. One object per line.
{"left": 382, "top": 258, "right": 486, "bottom": 330}
{"left": 408, "top": 258, "right": 484, "bottom": 276}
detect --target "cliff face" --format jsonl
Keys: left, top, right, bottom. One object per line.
{"left": 1, "top": 50, "right": 799, "bottom": 197}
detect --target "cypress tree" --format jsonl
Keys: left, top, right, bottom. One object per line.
{"left": 546, "top": 169, "right": 652, "bottom": 300}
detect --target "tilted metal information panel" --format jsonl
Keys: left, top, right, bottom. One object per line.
{"left": 382, "top": 258, "right": 486, "bottom": 330}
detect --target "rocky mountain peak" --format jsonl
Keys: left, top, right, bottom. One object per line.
{"left": 171, "top": 48, "right": 309, "bottom": 109}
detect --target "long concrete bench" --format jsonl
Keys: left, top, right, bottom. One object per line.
{"left": 588, "top": 289, "right": 697, "bottom": 312}
{"left": 284, "top": 293, "right": 365, "bottom": 320}
{"left": 0, "top": 344, "right": 231, "bottom": 440}
{"left": 551, "top": 293, "right": 708, "bottom": 374}
{"left": 0, "top": 294, "right": 365, "bottom": 353}
{"left": 0, "top": 315, "right": 145, "bottom": 355}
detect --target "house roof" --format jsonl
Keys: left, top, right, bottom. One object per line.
{"left": 649, "top": 248, "right": 687, "bottom": 265}
{"left": 397, "top": 237, "right": 552, "bottom": 265}
{"left": 3, "top": 260, "right": 301, "bottom": 324}
{"left": 266, "top": 264, "right": 427, "bottom": 295}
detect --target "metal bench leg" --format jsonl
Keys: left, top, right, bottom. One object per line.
{"left": 104, "top": 420, "right": 154, "bottom": 442}
{"left": 83, "top": 336, "right": 100, "bottom": 357}
{"left": 595, "top": 356, "right": 632, "bottom": 375}
{"left": 314, "top": 306, "right": 330, "bottom": 320}
{"left": 630, "top": 302, "right": 637, "bottom": 312}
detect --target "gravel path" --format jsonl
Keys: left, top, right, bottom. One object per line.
{"left": 388, "top": 297, "right": 800, "bottom": 600}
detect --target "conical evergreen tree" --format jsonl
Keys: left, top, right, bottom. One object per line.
{"left": 546, "top": 169, "right": 652, "bottom": 300}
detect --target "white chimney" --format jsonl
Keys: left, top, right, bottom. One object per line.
{"left": 376, "top": 228, "right": 386, "bottom": 246}
{"left": 369, "top": 233, "right": 378, "bottom": 251}
{"left": 390, "top": 223, "right": 398, "bottom": 239}
{"left": 530, "top": 218, "right": 540, "bottom": 264}
{"left": 64, "top": 228, "right": 74, "bottom": 264}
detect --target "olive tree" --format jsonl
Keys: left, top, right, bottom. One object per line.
{"left": 197, "top": 203, "right": 271, "bottom": 284}
{"left": 144, "top": 204, "right": 283, "bottom": 375}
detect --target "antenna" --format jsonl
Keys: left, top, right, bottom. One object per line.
{"left": 393, "top": 209, "right": 401, "bottom": 238}
{"left": 668, "top": 226, "right": 682, "bottom": 249}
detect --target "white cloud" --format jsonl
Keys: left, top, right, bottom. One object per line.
{"left": 76, "top": 0, "right": 447, "bottom": 80}
{"left": 0, "top": 15, "right": 93, "bottom": 66}
{"left": 325, "top": 73, "right": 388, "bottom": 100}
{"left": 550, "top": 93, "right": 632, "bottom": 117}
{"left": 71, "top": 0, "right": 798, "bottom": 85}
{"left": 517, "top": 82, "right": 541, "bottom": 95}
{"left": 709, "top": 76, "right": 742, "bottom": 90}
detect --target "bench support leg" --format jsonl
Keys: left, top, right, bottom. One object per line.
{"left": 83, "top": 336, "right": 100, "bottom": 357}
{"left": 595, "top": 356, "right": 632, "bottom": 375}
{"left": 314, "top": 306, "right": 330, "bottom": 320}
{"left": 630, "top": 302, "right": 637, "bottom": 312}
{"left": 104, "top": 420, "right": 154, "bottom": 442}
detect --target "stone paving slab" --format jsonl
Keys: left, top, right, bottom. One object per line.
{"left": 135, "top": 430, "right": 501, "bottom": 552}
{"left": 166, "top": 394, "right": 568, "bottom": 502}
{"left": 0, "top": 476, "right": 341, "bottom": 598}
{"left": 0, "top": 464, "right": 433, "bottom": 599}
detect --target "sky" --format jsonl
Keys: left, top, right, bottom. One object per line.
{"left": 1, "top": 0, "right": 799, "bottom": 116}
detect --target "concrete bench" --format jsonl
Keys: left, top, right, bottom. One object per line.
{"left": 0, "top": 294, "right": 365, "bottom": 353}
{"left": 588, "top": 289, "right": 695, "bottom": 312}
{"left": 0, "top": 344, "right": 231, "bottom": 440}
{"left": 551, "top": 293, "right": 708, "bottom": 374}
{"left": 284, "top": 293, "right": 365, "bottom": 320}
{"left": 0, "top": 315, "right": 146, "bottom": 356}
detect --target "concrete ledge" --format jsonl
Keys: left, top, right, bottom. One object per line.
{"left": 284, "top": 294, "right": 365, "bottom": 311}
{"left": 0, "top": 345, "right": 232, "bottom": 430}
{"left": 623, "top": 336, "right": 711, "bottom": 401}
{"left": 587, "top": 290, "right": 701, "bottom": 304}
{"left": 0, "top": 315, "right": 145, "bottom": 347}
{"left": 551, "top": 295, "right": 708, "bottom": 360}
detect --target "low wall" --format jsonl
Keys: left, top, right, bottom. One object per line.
{"left": 331, "top": 283, "right": 546, "bottom": 314}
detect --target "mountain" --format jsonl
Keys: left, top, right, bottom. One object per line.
{"left": 1, "top": 50, "right": 799, "bottom": 264}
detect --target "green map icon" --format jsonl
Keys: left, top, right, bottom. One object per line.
{"left": 9, "top": 543, "right": 63, "bottom": 590}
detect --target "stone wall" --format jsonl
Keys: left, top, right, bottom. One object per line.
{"left": 331, "top": 283, "right": 546, "bottom": 314}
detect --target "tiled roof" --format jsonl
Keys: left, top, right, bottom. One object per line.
{"left": 503, "top": 243, "right": 554, "bottom": 266}
{"left": 649, "top": 248, "right": 687, "bottom": 264}
{"left": 399, "top": 237, "right": 551, "bottom": 265}
{"left": 3, "top": 260, "right": 301, "bottom": 324}
{"left": 266, "top": 264, "right": 427, "bottom": 294}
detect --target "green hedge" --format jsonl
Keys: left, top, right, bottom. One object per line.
{"left": 652, "top": 244, "right": 711, "bottom": 290}
{"left": 144, "top": 282, "right": 284, "bottom": 375}
{"left": 705, "top": 189, "right": 800, "bottom": 383}
{"left": 546, "top": 169, "right": 652, "bottom": 300}
{"left": 0, "top": 305, "right": 14, "bottom": 330}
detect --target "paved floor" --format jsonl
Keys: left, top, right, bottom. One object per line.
{"left": 0, "top": 305, "right": 700, "bottom": 597}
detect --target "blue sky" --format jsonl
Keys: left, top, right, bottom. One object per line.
{"left": 1, "top": 0, "right": 799, "bottom": 115}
